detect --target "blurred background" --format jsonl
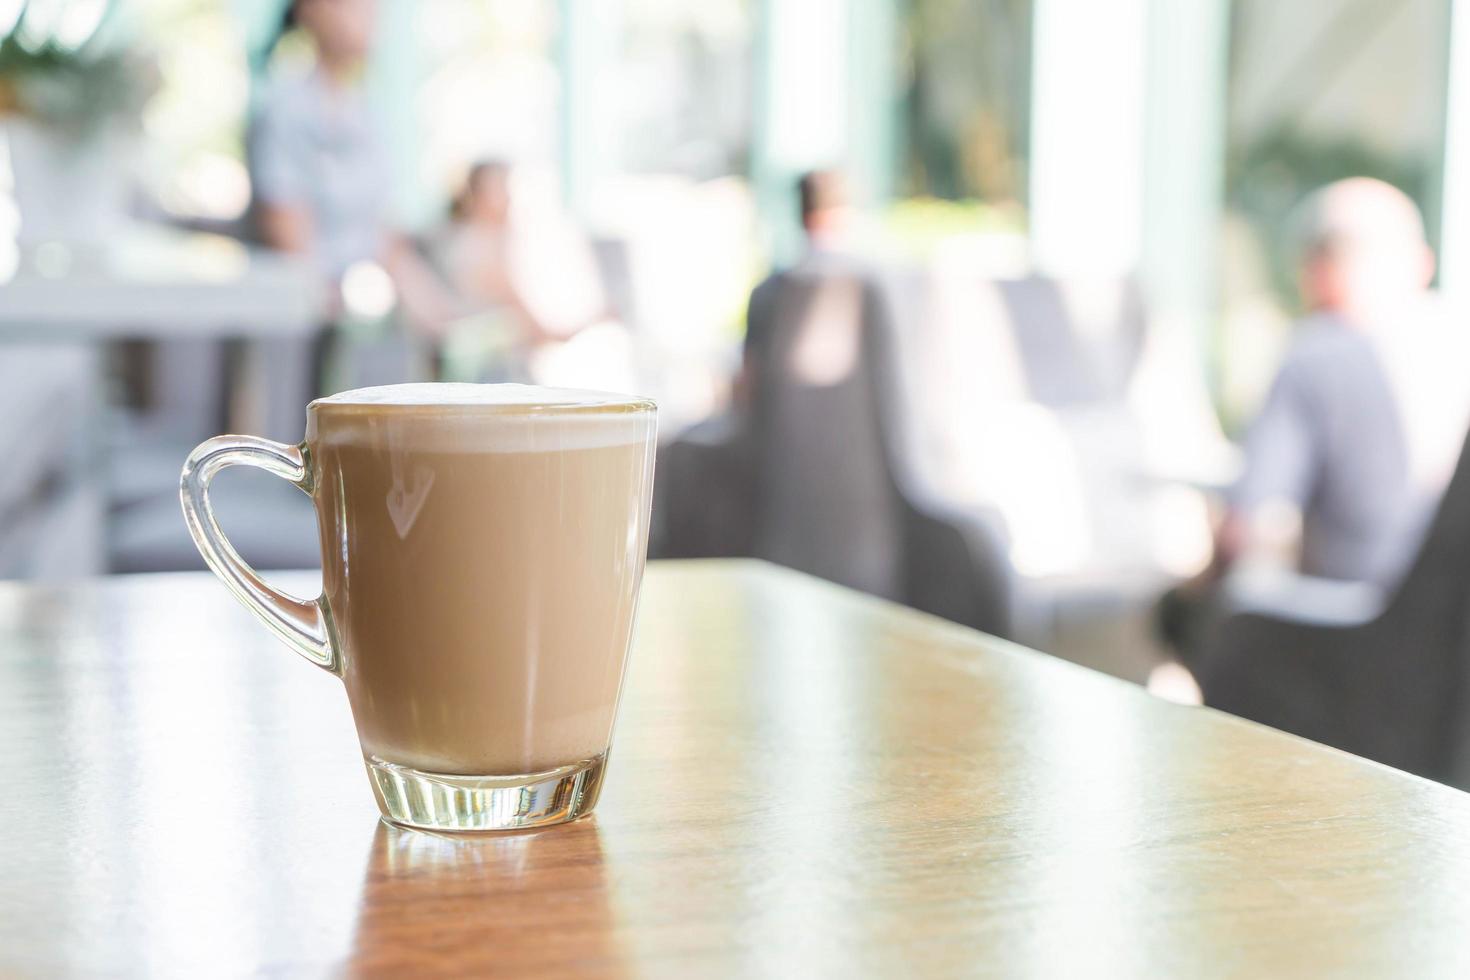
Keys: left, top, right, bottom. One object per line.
{"left": 5, "top": 0, "right": 1470, "bottom": 780}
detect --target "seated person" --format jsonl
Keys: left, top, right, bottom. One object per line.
{"left": 428, "top": 161, "right": 616, "bottom": 384}
{"left": 1162, "top": 178, "right": 1470, "bottom": 658}
{"left": 739, "top": 169, "right": 861, "bottom": 408}
{"left": 658, "top": 168, "right": 870, "bottom": 559}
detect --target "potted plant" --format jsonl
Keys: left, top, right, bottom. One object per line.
{"left": 1, "top": 3, "right": 157, "bottom": 245}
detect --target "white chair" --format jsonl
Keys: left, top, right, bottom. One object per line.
{"left": 0, "top": 345, "right": 104, "bottom": 579}
{"left": 893, "top": 272, "right": 1221, "bottom": 667}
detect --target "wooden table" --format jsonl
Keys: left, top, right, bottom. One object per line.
{"left": 5, "top": 561, "right": 1470, "bottom": 978}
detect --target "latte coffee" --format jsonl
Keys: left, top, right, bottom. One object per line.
{"left": 182, "top": 382, "right": 657, "bottom": 831}
{"left": 308, "top": 385, "right": 656, "bottom": 776}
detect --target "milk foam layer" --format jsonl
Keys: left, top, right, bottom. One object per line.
{"left": 313, "top": 382, "right": 652, "bottom": 409}
{"left": 309, "top": 383, "right": 655, "bottom": 453}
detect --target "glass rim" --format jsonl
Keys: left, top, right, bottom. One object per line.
{"left": 307, "top": 384, "right": 657, "bottom": 418}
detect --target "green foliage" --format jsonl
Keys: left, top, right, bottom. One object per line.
{"left": 0, "top": 3, "right": 156, "bottom": 136}
{"left": 901, "top": 0, "right": 1032, "bottom": 204}
{"left": 882, "top": 196, "right": 1024, "bottom": 257}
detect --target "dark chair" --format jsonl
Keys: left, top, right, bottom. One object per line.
{"left": 1197, "top": 432, "right": 1470, "bottom": 784}
{"left": 652, "top": 414, "right": 757, "bottom": 560}
{"left": 656, "top": 262, "right": 1012, "bottom": 637}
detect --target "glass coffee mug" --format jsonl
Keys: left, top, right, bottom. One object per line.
{"left": 180, "top": 384, "right": 656, "bottom": 832}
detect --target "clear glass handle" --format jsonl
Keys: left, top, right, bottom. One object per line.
{"left": 179, "top": 435, "right": 338, "bottom": 674}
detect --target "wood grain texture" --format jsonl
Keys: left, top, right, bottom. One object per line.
{"left": 4, "top": 559, "right": 1470, "bottom": 978}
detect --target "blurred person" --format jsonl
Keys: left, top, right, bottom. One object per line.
{"left": 1221, "top": 178, "right": 1470, "bottom": 582}
{"left": 433, "top": 162, "right": 610, "bottom": 342}
{"left": 250, "top": 0, "right": 452, "bottom": 338}
{"left": 794, "top": 168, "right": 859, "bottom": 252}
{"left": 425, "top": 160, "right": 621, "bottom": 385}
{"left": 656, "top": 169, "right": 869, "bottom": 559}
{"left": 1160, "top": 178, "right": 1470, "bottom": 658}
{"left": 439, "top": 162, "right": 538, "bottom": 339}
{"left": 738, "top": 169, "right": 860, "bottom": 406}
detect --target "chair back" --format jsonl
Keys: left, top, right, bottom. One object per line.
{"left": 1376, "top": 429, "right": 1470, "bottom": 778}
{"left": 1202, "top": 429, "right": 1470, "bottom": 782}
{"left": 992, "top": 277, "right": 1146, "bottom": 406}
{"left": 749, "top": 265, "right": 904, "bottom": 598}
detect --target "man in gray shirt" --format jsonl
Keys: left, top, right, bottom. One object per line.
{"left": 1159, "top": 178, "right": 1470, "bottom": 670}
{"left": 1222, "top": 178, "right": 1470, "bottom": 587}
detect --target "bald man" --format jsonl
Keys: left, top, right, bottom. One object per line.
{"left": 1220, "top": 178, "right": 1470, "bottom": 585}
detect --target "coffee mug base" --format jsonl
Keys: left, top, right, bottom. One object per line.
{"left": 365, "top": 754, "right": 607, "bottom": 832}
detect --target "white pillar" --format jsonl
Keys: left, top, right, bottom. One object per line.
{"left": 1028, "top": 0, "right": 1148, "bottom": 276}
{"left": 846, "top": 0, "right": 901, "bottom": 206}
{"left": 558, "top": 0, "right": 623, "bottom": 221}
{"left": 1141, "top": 0, "right": 1229, "bottom": 344}
{"left": 1441, "top": 0, "right": 1470, "bottom": 302}
{"left": 753, "top": 0, "right": 849, "bottom": 264}
{"left": 366, "top": 0, "right": 424, "bottom": 227}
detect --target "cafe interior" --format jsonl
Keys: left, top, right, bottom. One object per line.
{"left": 7, "top": 0, "right": 1470, "bottom": 975}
